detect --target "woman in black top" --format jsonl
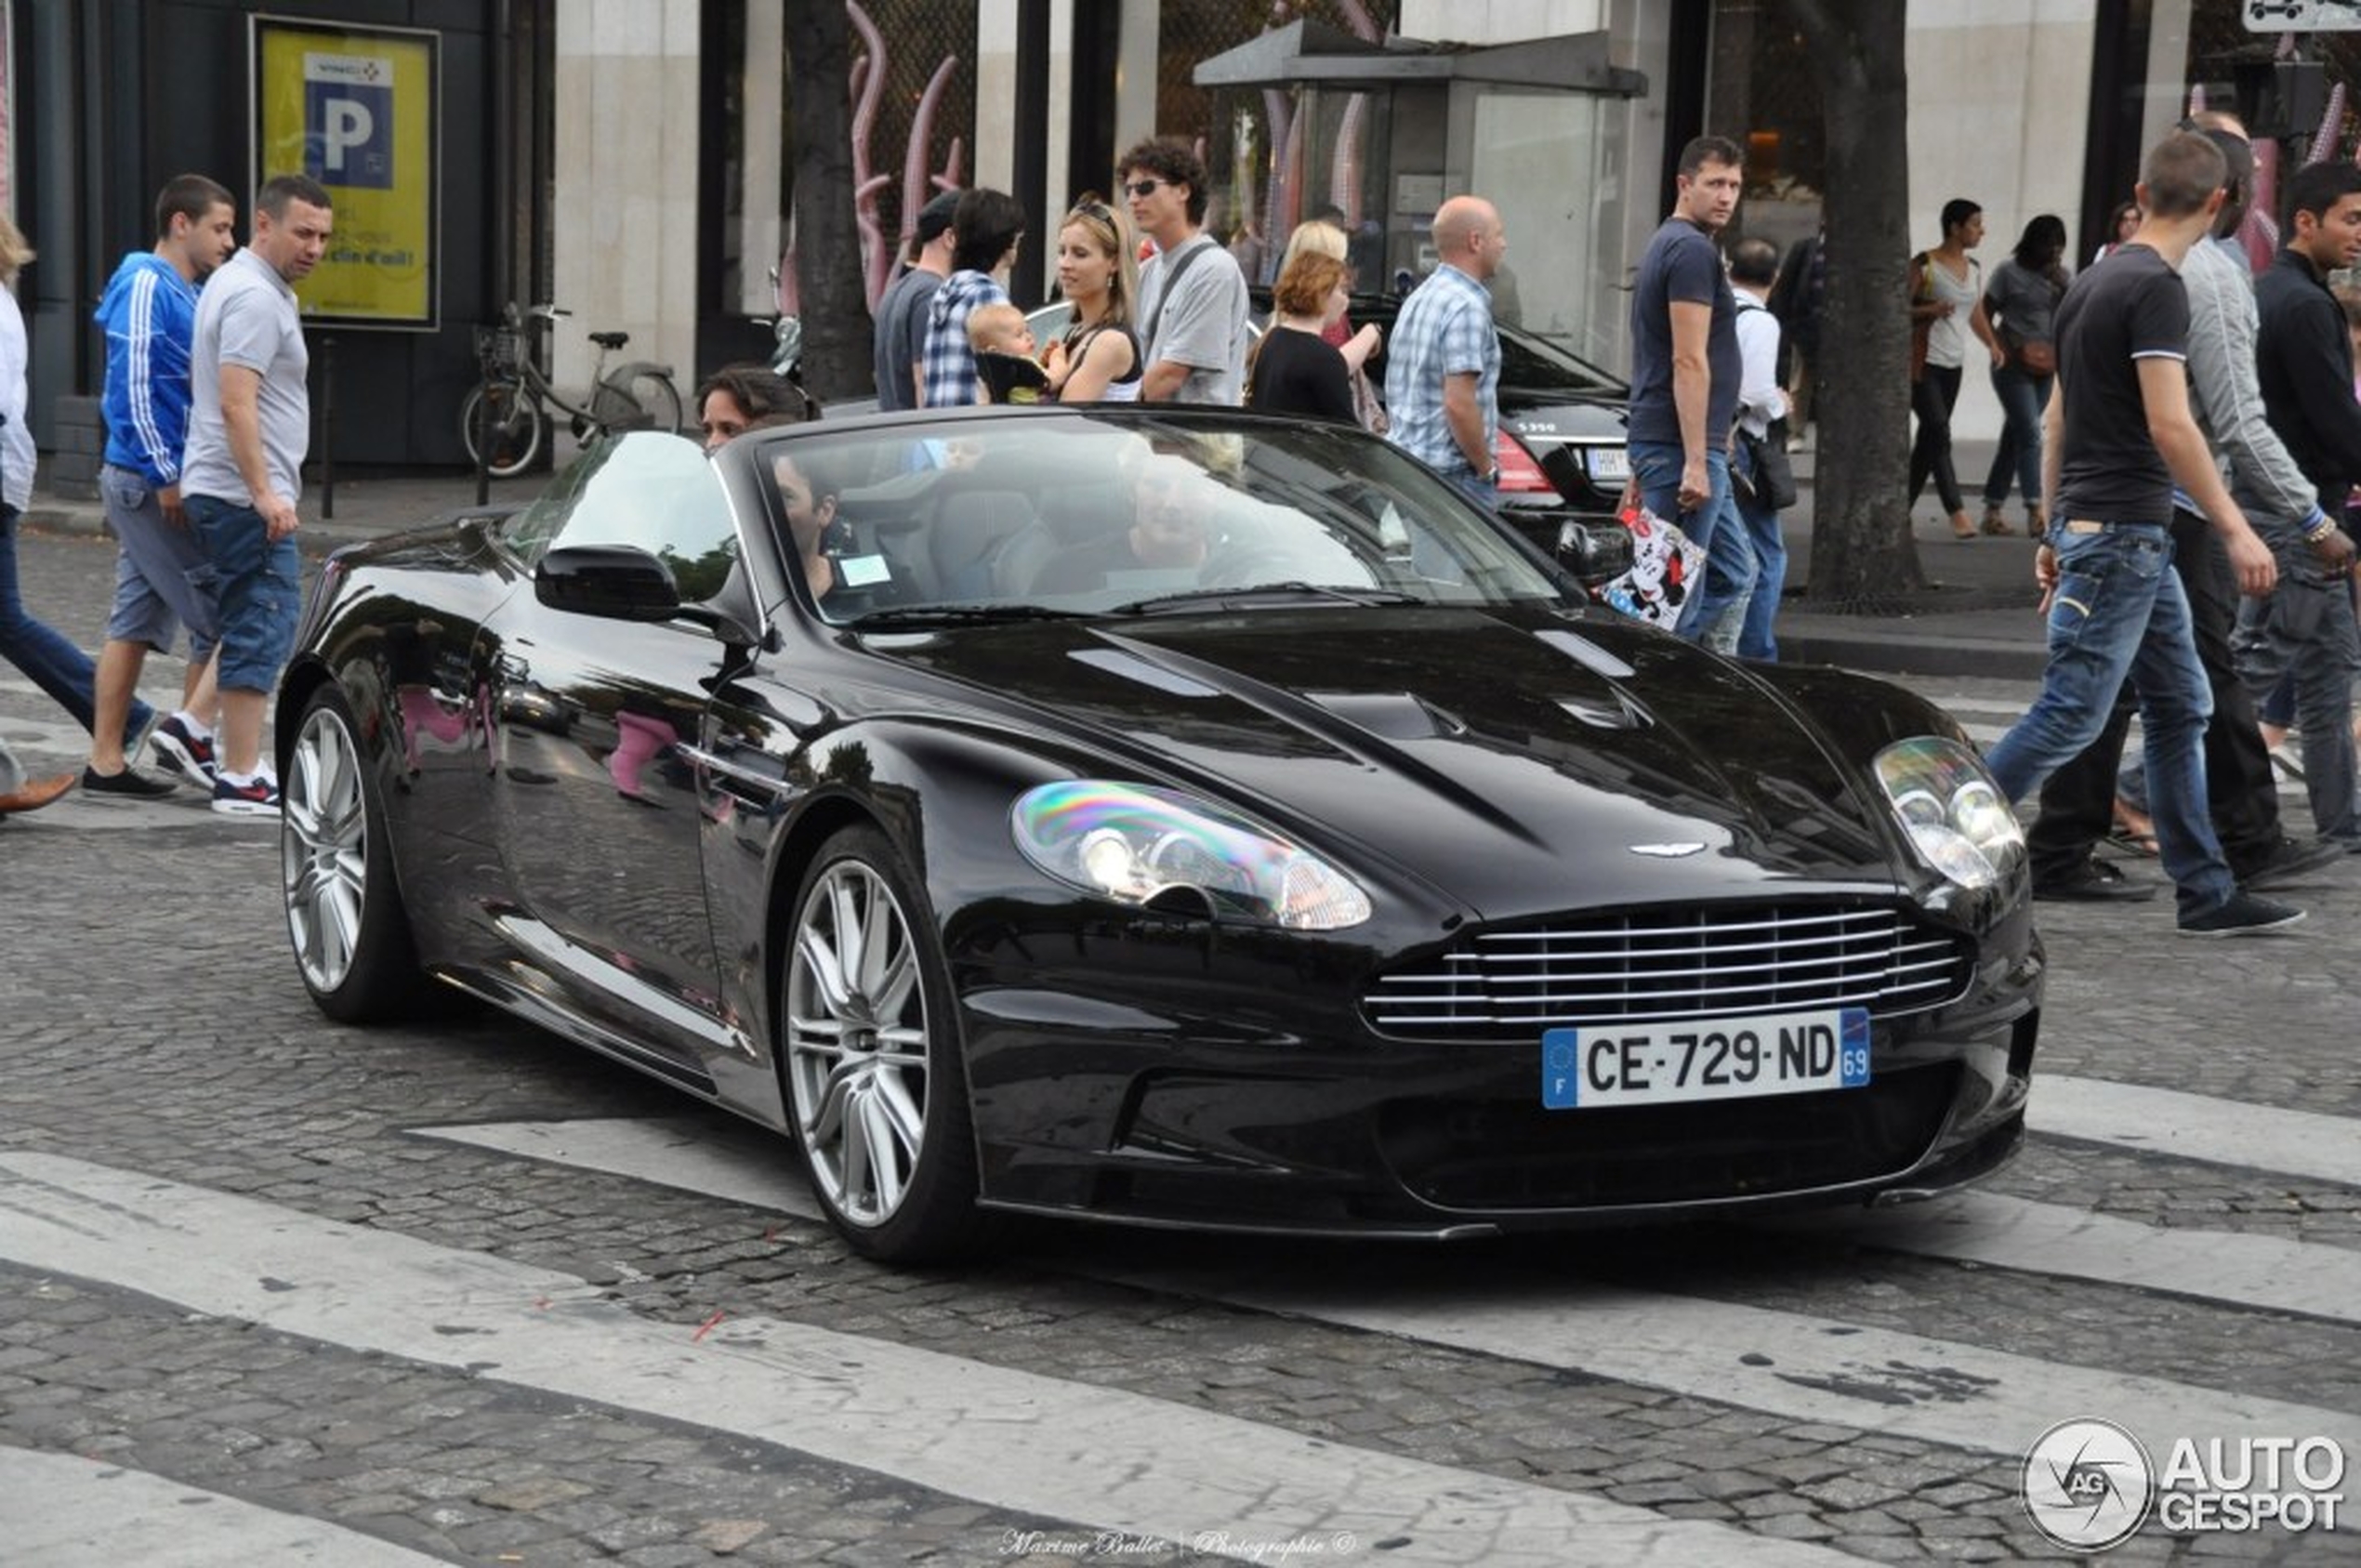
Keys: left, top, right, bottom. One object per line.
{"left": 1043, "top": 197, "right": 1142, "bottom": 402}
{"left": 1248, "top": 250, "right": 1357, "bottom": 424}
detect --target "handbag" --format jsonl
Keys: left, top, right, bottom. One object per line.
{"left": 2014, "top": 336, "right": 2056, "bottom": 376}
{"left": 1734, "top": 420, "right": 1799, "bottom": 511}
{"left": 1599, "top": 506, "right": 1707, "bottom": 630}
{"left": 1907, "top": 251, "right": 1934, "bottom": 382}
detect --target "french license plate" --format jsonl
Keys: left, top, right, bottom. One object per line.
{"left": 1541, "top": 1007, "right": 1870, "bottom": 1110}
{"left": 1585, "top": 446, "right": 1632, "bottom": 483}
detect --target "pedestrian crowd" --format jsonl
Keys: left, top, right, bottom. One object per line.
{"left": 18, "top": 121, "right": 2358, "bottom": 942}
{"left": 3, "top": 171, "right": 331, "bottom": 823}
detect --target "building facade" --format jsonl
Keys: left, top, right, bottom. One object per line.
{"left": 3, "top": 0, "right": 2353, "bottom": 466}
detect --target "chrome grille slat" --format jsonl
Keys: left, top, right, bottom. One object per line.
{"left": 1364, "top": 903, "right": 1975, "bottom": 1037}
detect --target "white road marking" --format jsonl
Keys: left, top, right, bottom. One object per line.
{"left": 2030, "top": 1073, "right": 2361, "bottom": 1187}
{"left": 0, "top": 1151, "right": 1857, "bottom": 1568}
{"left": 0, "top": 1448, "right": 453, "bottom": 1567}
{"left": 406, "top": 1116, "right": 2361, "bottom": 1461}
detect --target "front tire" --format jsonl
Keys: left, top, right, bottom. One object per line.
{"left": 283, "top": 686, "right": 422, "bottom": 1022}
{"left": 781, "top": 826, "right": 988, "bottom": 1263}
{"left": 459, "top": 382, "right": 546, "bottom": 478}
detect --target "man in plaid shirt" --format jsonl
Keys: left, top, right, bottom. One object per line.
{"left": 919, "top": 189, "right": 1026, "bottom": 408}
{"left": 1383, "top": 196, "right": 1506, "bottom": 506}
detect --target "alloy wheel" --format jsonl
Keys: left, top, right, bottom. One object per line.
{"left": 785, "top": 858, "right": 931, "bottom": 1228}
{"left": 283, "top": 703, "right": 370, "bottom": 995}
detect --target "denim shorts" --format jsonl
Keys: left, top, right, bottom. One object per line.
{"left": 100, "top": 465, "right": 220, "bottom": 656}
{"left": 186, "top": 494, "right": 301, "bottom": 693}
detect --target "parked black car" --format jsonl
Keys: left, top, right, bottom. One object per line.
{"left": 278, "top": 409, "right": 2039, "bottom": 1264}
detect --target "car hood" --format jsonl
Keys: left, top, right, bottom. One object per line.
{"left": 860, "top": 607, "right": 1906, "bottom": 918}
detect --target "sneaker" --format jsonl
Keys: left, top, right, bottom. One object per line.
{"left": 151, "top": 715, "right": 218, "bottom": 784}
{"left": 211, "top": 771, "right": 282, "bottom": 818}
{"left": 2179, "top": 890, "right": 2306, "bottom": 937}
{"left": 80, "top": 764, "right": 178, "bottom": 798}
{"left": 2235, "top": 836, "right": 2344, "bottom": 892}
{"left": 2031, "top": 855, "right": 2157, "bottom": 903}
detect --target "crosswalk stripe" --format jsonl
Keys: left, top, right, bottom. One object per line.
{"left": 1782, "top": 1189, "right": 2361, "bottom": 1324}
{"left": 0, "top": 1151, "right": 1859, "bottom": 1568}
{"left": 1, "top": 1448, "right": 454, "bottom": 1567}
{"left": 2031, "top": 1073, "right": 2361, "bottom": 1187}
{"left": 405, "top": 1116, "right": 2361, "bottom": 1462}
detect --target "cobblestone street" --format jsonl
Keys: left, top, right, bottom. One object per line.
{"left": 7, "top": 521, "right": 2361, "bottom": 1564}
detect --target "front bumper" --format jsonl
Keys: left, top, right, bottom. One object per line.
{"left": 954, "top": 908, "right": 2042, "bottom": 1239}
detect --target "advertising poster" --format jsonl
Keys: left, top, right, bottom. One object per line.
{"left": 251, "top": 16, "right": 439, "bottom": 327}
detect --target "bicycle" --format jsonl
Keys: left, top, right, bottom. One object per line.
{"left": 460, "top": 303, "right": 685, "bottom": 478}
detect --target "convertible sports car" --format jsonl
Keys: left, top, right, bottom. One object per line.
{"left": 276, "top": 407, "right": 2042, "bottom": 1263}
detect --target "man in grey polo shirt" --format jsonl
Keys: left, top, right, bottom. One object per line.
{"left": 181, "top": 173, "right": 332, "bottom": 817}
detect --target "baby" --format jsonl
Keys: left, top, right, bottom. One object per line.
{"left": 966, "top": 303, "right": 1049, "bottom": 402}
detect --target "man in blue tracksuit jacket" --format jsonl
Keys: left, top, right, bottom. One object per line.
{"left": 82, "top": 175, "right": 238, "bottom": 796}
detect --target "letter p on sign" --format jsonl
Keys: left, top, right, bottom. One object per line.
{"left": 302, "top": 53, "right": 395, "bottom": 190}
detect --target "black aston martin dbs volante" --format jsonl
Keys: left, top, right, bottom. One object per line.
{"left": 276, "top": 408, "right": 2041, "bottom": 1262}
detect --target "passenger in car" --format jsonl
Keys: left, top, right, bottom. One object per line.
{"left": 1032, "top": 446, "right": 1221, "bottom": 594}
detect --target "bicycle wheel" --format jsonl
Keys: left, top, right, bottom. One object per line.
{"left": 459, "top": 381, "right": 547, "bottom": 478}
{"left": 596, "top": 370, "right": 684, "bottom": 438}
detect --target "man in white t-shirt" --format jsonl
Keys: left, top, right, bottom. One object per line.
{"left": 1121, "top": 138, "right": 1248, "bottom": 405}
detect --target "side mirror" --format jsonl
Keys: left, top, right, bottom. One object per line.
{"left": 1555, "top": 520, "right": 1634, "bottom": 586}
{"left": 535, "top": 545, "right": 685, "bottom": 622}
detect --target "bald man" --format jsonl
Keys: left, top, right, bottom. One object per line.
{"left": 1384, "top": 195, "right": 1507, "bottom": 506}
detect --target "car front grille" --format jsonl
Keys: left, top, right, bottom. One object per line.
{"left": 1364, "top": 903, "right": 1972, "bottom": 1039}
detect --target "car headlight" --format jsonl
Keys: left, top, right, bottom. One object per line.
{"left": 1011, "top": 781, "right": 1372, "bottom": 929}
{"left": 1873, "top": 737, "right": 2025, "bottom": 889}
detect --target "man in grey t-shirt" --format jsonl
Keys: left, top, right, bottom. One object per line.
{"left": 181, "top": 173, "right": 332, "bottom": 816}
{"left": 1122, "top": 138, "right": 1248, "bottom": 405}
{"left": 873, "top": 190, "right": 957, "bottom": 412}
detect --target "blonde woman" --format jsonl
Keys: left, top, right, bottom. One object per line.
{"left": 3, "top": 216, "right": 152, "bottom": 776}
{"left": 1043, "top": 197, "right": 1141, "bottom": 403}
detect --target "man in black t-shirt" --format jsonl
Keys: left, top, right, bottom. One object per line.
{"left": 1983, "top": 132, "right": 2301, "bottom": 936}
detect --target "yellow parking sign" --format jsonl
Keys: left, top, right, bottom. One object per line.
{"left": 252, "top": 16, "right": 439, "bottom": 327}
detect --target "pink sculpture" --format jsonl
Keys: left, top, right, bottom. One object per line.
{"left": 780, "top": 1, "right": 966, "bottom": 315}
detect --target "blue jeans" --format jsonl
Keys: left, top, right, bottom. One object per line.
{"left": 1629, "top": 440, "right": 1748, "bottom": 642}
{"left": 1, "top": 503, "right": 154, "bottom": 746}
{"left": 186, "top": 495, "right": 302, "bottom": 695}
{"left": 1985, "top": 522, "right": 2235, "bottom": 917}
{"left": 1725, "top": 440, "right": 1787, "bottom": 660}
{"left": 1984, "top": 363, "right": 2051, "bottom": 511}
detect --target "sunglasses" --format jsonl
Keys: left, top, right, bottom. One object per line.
{"left": 1125, "top": 179, "right": 1167, "bottom": 200}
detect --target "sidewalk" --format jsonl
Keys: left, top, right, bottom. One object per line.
{"left": 20, "top": 439, "right": 2053, "bottom": 682}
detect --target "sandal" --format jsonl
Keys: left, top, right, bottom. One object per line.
{"left": 2109, "top": 801, "right": 2157, "bottom": 856}
{"left": 1981, "top": 505, "right": 2012, "bottom": 536}
{"left": 1948, "top": 509, "right": 1978, "bottom": 541}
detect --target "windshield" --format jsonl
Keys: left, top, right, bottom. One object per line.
{"left": 745, "top": 410, "right": 1570, "bottom": 628}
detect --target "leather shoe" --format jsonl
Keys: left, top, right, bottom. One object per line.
{"left": 0, "top": 772, "right": 76, "bottom": 816}
{"left": 2236, "top": 835, "right": 2345, "bottom": 892}
{"left": 2032, "top": 855, "right": 2157, "bottom": 903}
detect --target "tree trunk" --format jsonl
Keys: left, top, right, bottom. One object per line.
{"left": 1787, "top": 0, "right": 1922, "bottom": 604}
{"left": 785, "top": 3, "right": 874, "bottom": 400}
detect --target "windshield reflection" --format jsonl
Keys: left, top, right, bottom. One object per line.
{"left": 743, "top": 412, "right": 1569, "bottom": 626}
